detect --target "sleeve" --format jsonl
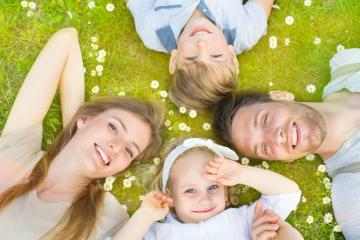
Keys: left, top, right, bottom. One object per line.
{"left": 233, "top": 1, "right": 268, "bottom": 53}
{"left": 95, "top": 193, "right": 130, "bottom": 240}
{"left": 0, "top": 124, "right": 44, "bottom": 191}
{"left": 126, "top": 0, "right": 156, "bottom": 32}
{"left": 323, "top": 48, "right": 360, "bottom": 97}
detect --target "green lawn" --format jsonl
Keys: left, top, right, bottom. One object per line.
{"left": 1, "top": 0, "right": 360, "bottom": 239}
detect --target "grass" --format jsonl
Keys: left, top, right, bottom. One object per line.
{"left": 1, "top": 0, "right": 360, "bottom": 239}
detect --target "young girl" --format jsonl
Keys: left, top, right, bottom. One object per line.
{"left": 113, "top": 138, "right": 303, "bottom": 240}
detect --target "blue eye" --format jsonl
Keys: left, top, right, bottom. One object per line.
{"left": 185, "top": 188, "right": 196, "bottom": 193}
{"left": 209, "top": 184, "right": 219, "bottom": 191}
{"left": 125, "top": 147, "right": 134, "bottom": 158}
{"left": 108, "top": 123, "right": 117, "bottom": 134}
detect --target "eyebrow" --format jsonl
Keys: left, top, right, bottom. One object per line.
{"left": 112, "top": 116, "right": 141, "bottom": 154}
{"left": 253, "top": 111, "right": 260, "bottom": 157}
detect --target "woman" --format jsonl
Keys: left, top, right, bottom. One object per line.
{"left": 0, "top": 28, "right": 163, "bottom": 240}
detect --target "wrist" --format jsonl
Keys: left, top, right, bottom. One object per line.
{"left": 234, "top": 163, "right": 246, "bottom": 184}
{"left": 135, "top": 207, "right": 158, "bottom": 225}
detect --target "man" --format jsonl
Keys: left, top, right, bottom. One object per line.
{"left": 213, "top": 49, "right": 360, "bottom": 240}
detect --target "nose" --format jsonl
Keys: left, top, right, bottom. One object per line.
{"left": 265, "top": 127, "right": 284, "bottom": 146}
{"left": 198, "top": 192, "right": 212, "bottom": 206}
{"left": 108, "top": 139, "right": 125, "bottom": 154}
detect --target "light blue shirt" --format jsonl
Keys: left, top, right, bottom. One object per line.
{"left": 143, "top": 192, "right": 301, "bottom": 240}
{"left": 127, "top": 0, "right": 268, "bottom": 53}
{"left": 322, "top": 48, "right": 360, "bottom": 240}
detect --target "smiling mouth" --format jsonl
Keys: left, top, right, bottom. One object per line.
{"left": 95, "top": 143, "right": 110, "bottom": 166}
{"left": 291, "top": 122, "right": 300, "bottom": 149}
{"left": 190, "top": 27, "right": 211, "bottom": 37}
{"left": 192, "top": 207, "right": 215, "bottom": 213}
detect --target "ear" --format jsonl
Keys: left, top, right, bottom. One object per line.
{"left": 224, "top": 187, "right": 231, "bottom": 207}
{"left": 165, "top": 188, "right": 174, "bottom": 207}
{"left": 76, "top": 116, "right": 88, "bottom": 129}
{"left": 269, "top": 91, "right": 295, "bottom": 101}
{"left": 228, "top": 45, "right": 239, "bottom": 75}
{"left": 169, "top": 49, "right": 178, "bottom": 74}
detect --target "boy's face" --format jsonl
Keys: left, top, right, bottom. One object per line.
{"left": 167, "top": 150, "right": 228, "bottom": 223}
{"left": 169, "top": 13, "right": 237, "bottom": 73}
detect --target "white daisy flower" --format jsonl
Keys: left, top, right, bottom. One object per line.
{"left": 28, "top": 1, "right": 36, "bottom": 10}
{"left": 272, "top": 4, "right": 280, "bottom": 9}
{"left": 67, "top": 11, "right": 73, "bottom": 19}
{"left": 165, "top": 120, "right": 171, "bottom": 127}
{"left": 20, "top": 1, "right": 28, "bottom": 8}
{"left": 284, "top": 38, "right": 290, "bottom": 46}
{"left": 92, "top": 86, "right": 100, "bottom": 94}
{"left": 178, "top": 123, "right": 187, "bottom": 131}
{"left": 324, "top": 213, "right": 333, "bottom": 224}
{"left": 314, "top": 37, "right": 321, "bottom": 45}
{"left": 96, "top": 65, "right": 104, "bottom": 72}
{"left": 333, "top": 225, "right": 342, "bottom": 232}
{"left": 269, "top": 36, "right": 278, "bottom": 49}
{"left": 241, "top": 157, "right": 250, "bottom": 165}
{"left": 91, "top": 36, "right": 98, "bottom": 43}
{"left": 105, "top": 176, "right": 116, "bottom": 184}
{"left": 268, "top": 81, "right": 274, "bottom": 87}
{"left": 103, "top": 182, "right": 113, "bottom": 191}
{"left": 325, "top": 182, "right": 332, "bottom": 190}
{"left": 336, "top": 44, "right": 345, "bottom": 52}
{"left": 150, "top": 80, "right": 159, "bottom": 89}
{"left": 124, "top": 171, "right": 131, "bottom": 178}
{"left": 97, "top": 71, "right": 102, "bottom": 76}
{"left": 306, "top": 216, "right": 314, "bottom": 224}
{"left": 88, "top": 1, "right": 95, "bottom": 9}
{"left": 160, "top": 90, "right": 168, "bottom": 98}
{"left": 121, "top": 204, "right": 128, "bottom": 211}
{"left": 189, "top": 109, "right": 197, "bottom": 118}
{"left": 306, "top": 154, "right": 316, "bottom": 161}
{"left": 185, "top": 126, "right": 191, "bottom": 132}
{"left": 129, "top": 176, "right": 136, "bottom": 181}
{"left": 153, "top": 157, "right": 161, "bottom": 165}
{"left": 285, "top": 16, "right": 294, "bottom": 25}
{"left": 179, "top": 106, "right": 187, "bottom": 114}
{"left": 118, "top": 91, "right": 126, "bottom": 96}
{"left": 91, "top": 43, "right": 99, "bottom": 50}
{"left": 323, "top": 196, "right": 332, "bottom": 205}
{"left": 26, "top": 10, "right": 34, "bottom": 17}
{"left": 323, "top": 177, "right": 330, "bottom": 184}
{"left": 306, "top": 84, "right": 316, "bottom": 94}
{"left": 304, "top": 0, "right": 312, "bottom": 7}
{"left": 98, "top": 49, "right": 107, "bottom": 57}
{"left": 91, "top": 70, "right": 96, "bottom": 76}
{"left": 168, "top": 126, "right": 173, "bottom": 131}
{"left": 202, "top": 122, "right": 211, "bottom": 131}
{"left": 106, "top": 3, "right": 115, "bottom": 12}
{"left": 302, "top": 196, "right": 307, "bottom": 203}
{"left": 262, "top": 161, "right": 269, "bottom": 169}
{"left": 168, "top": 110, "right": 174, "bottom": 116}
{"left": 97, "top": 56, "right": 105, "bottom": 63}
{"left": 123, "top": 179, "right": 132, "bottom": 188}
{"left": 88, "top": 52, "right": 93, "bottom": 58}
{"left": 318, "top": 164, "right": 326, "bottom": 173}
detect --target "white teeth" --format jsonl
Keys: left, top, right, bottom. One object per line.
{"left": 96, "top": 145, "right": 109, "bottom": 165}
{"left": 292, "top": 125, "right": 298, "bottom": 147}
{"left": 194, "top": 31, "right": 208, "bottom": 36}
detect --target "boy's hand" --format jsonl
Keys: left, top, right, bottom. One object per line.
{"left": 139, "top": 191, "right": 173, "bottom": 222}
{"left": 203, "top": 157, "right": 242, "bottom": 186}
{"left": 251, "top": 201, "right": 280, "bottom": 240}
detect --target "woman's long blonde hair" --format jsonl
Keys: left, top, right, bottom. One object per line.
{"left": 0, "top": 96, "right": 164, "bottom": 240}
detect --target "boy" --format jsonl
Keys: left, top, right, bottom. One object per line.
{"left": 126, "top": 0, "right": 274, "bottom": 109}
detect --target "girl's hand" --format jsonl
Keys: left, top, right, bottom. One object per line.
{"left": 203, "top": 157, "right": 242, "bottom": 186}
{"left": 251, "top": 201, "right": 280, "bottom": 240}
{"left": 139, "top": 191, "right": 173, "bottom": 223}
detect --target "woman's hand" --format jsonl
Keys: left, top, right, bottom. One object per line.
{"left": 202, "top": 157, "right": 243, "bottom": 186}
{"left": 251, "top": 201, "right": 280, "bottom": 240}
{"left": 139, "top": 191, "right": 173, "bottom": 223}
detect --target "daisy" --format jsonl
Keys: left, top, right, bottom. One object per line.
{"left": 91, "top": 36, "right": 98, "bottom": 43}
{"left": 179, "top": 106, "right": 187, "bottom": 114}
{"left": 99, "top": 49, "right": 107, "bottom": 57}
{"left": 88, "top": 1, "right": 95, "bottom": 9}
{"left": 284, "top": 38, "right": 290, "bottom": 46}
{"left": 189, "top": 109, "right": 197, "bottom": 118}
{"left": 333, "top": 225, "right": 342, "bottom": 232}
{"left": 304, "top": 0, "right": 312, "bottom": 7}
{"left": 118, "top": 91, "right": 126, "bottom": 96}
{"left": 105, "top": 176, "right": 116, "bottom": 184}
{"left": 160, "top": 90, "right": 168, "bottom": 98}
{"left": 302, "top": 196, "right": 307, "bottom": 203}
{"left": 314, "top": 37, "right": 321, "bottom": 45}
{"left": 306, "top": 154, "right": 315, "bottom": 161}
{"left": 178, "top": 123, "right": 186, "bottom": 131}
{"left": 306, "top": 84, "right": 316, "bottom": 94}
{"left": 150, "top": 80, "right": 159, "bottom": 89}
{"left": 103, "top": 182, "right": 113, "bottom": 191}
{"left": 318, "top": 164, "right": 326, "bottom": 173}
{"left": 324, "top": 213, "right": 333, "bottom": 224}
{"left": 123, "top": 179, "right": 132, "bottom": 188}
{"left": 91, "top": 70, "right": 96, "bottom": 76}
{"left": 153, "top": 157, "right": 161, "bottom": 165}
{"left": 306, "top": 216, "right": 314, "bottom": 224}
{"left": 92, "top": 86, "right": 100, "bottom": 94}
{"left": 96, "top": 65, "right": 104, "bottom": 72}
{"left": 165, "top": 120, "right": 171, "bottom": 127}
{"left": 268, "top": 81, "right": 274, "bottom": 87}
{"left": 262, "top": 161, "right": 269, "bottom": 169}
{"left": 28, "top": 2, "right": 36, "bottom": 10}
{"left": 285, "top": 16, "right": 294, "bottom": 25}
{"left": 323, "top": 196, "right": 332, "bottom": 205}
{"left": 241, "top": 157, "right": 250, "bottom": 165}
{"left": 26, "top": 10, "right": 34, "bottom": 17}
{"left": 106, "top": 3, "right": 115, "bottom": 12}
{"left": 20, "top": 1, "right": 28, "bottom": 8}
{"left": 336, "top": 44, "right": 345, "bottom": 52}
{"left": 202, "top": 122, "right": 211, "bottom": 131}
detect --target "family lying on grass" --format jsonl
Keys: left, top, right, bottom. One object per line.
{"left": 1, "top": 0, "right": 360, "bottom": 239}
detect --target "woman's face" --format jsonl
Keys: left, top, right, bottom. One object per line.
{"left": 70, "top": 109, "right": 152, "bottom": 178}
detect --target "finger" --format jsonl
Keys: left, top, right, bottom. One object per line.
{"left": 203, "top": 173, "right": 219, "bottom": 182}
{"left": 252, "top": 224, "right": 279, "bottom": 237}
{"left": 213, "top": 157, "right": 225, "bottom": 163}
{"left": 205, "top": 165, "right": 219, "bottom": 174}
{"left": 252, "top": 214, "right": 280, "bottom": 229}
{"left": 253, "top": 201, "right": 264, "bottom": 221}
{"left": 208, "top": 160, "right": 221, "bottom": 169}
{"left": 257, "top": 230, "right": 277, "bottom": 240}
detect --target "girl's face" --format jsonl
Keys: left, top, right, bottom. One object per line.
{"left": 167, "top": 150, "right": 228, "bottom": 223}
{"left": 70, "top": 109, "right": 152, "bottom": 178}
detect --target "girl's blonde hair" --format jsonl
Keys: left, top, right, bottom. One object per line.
{"left": 152, "top": 139, "right": 237, "bottom": 206}
{"left": 0, "top": 96, "right": 164, "bottom": 240}
{"left": 169, "top": 61, "right": 238, "bottom": 110}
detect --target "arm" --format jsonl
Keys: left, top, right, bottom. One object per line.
{"left": 249, "top": 0, "right": 275, "bottom": 18}
{"left": 112, "top": 192, "right": 173, "bottom": 240}
{"left": 204, "top": 158, "right": 300, "bottom": 195}
{"left": 2, "top": 28, "right": 84, "bottom": 136}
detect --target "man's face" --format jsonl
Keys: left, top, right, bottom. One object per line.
{"left": 231, "top": 101, "right": 327, "bottom": 161}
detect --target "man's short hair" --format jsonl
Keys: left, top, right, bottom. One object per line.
{"left": 212, "top": 91, "right": 273, "bottom": 145}
{"left": 169, "top": 61, "right": 238, "bottom": 109}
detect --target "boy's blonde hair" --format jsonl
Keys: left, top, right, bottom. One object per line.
{"left": 169, "top": 61, "right": 238, "bottom": 109}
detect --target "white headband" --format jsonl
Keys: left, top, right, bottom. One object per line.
{"left": 162, "top": 138, "right": 239, "bottom": 192}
